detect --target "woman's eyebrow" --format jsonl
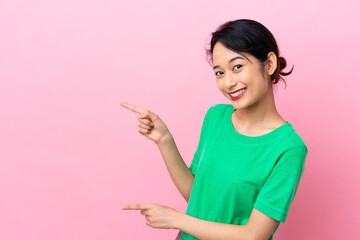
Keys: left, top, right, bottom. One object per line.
{"left": 213, "top": 55, "right": 250, "bottom": 70}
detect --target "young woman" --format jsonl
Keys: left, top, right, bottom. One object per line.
{"left": 121, "top": 19, "right": 308, "bottom": 240}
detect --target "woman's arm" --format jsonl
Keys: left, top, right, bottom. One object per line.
{"left": 174, "top": 208, "right": 279, "bottom": 240}
{"left": 156, "top": 135, "right": 195, "bottom": 202}
{"left": 120, "top": 102, "right": 195, "bottom": 202}
{"left": 174, "top": 212, "right": 252, "bottom": 240}
{"left": 123, "top": 204, "right": 279, "bottom": 240}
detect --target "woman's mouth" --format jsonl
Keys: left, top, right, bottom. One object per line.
{"left": 229, "top": 88, "right": 247, "bottom": 100}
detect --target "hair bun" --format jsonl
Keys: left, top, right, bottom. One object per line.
{"left": 278, "top": 56, "right": 294, "bottom": 77}
{"left": 272, "top": 56, "right": 294, "bottom": 86}
{"left": 278, "top": 56, "right": 286, "bottom": 71}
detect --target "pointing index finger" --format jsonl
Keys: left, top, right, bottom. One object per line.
{"left": 120, "top": 102, "right": 145, "bottom": 114}
{"left": 122, "top": 204, "right": 151, "bottom": 210}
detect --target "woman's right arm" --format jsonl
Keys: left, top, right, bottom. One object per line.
{"left": 120, "top": 102, "right": 195, "bottom": 202}
{"left": 156, "top": 134, "right": 195, "bottom": 202}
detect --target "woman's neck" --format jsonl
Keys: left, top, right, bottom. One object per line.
{"left": 232, "top": 89, "right": 286, "bottom": 132}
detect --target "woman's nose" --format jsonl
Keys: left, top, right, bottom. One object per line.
{"left": 225, "top": 74, "right": 236, "bottom": 88}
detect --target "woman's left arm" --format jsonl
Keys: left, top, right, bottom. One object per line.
{"left": 122, "top": 203, "right": 279, "bottom": 240}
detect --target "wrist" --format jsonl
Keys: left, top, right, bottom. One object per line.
{"left": 172, "top": 211, "right": 185, "bottom": 230}
{"left": 156, "top": 133, "right": 174, "bottom": 147}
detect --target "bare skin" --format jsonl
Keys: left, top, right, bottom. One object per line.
{"left": 119, "top": 102, "right": 173, "bottom": 145}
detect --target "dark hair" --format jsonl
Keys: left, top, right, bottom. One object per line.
{"left": 205, "top": 19, "right": 294, "bottom": 88}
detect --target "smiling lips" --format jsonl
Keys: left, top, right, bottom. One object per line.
{"left": 229, "top": 87, "right": 247, "bottom": 100}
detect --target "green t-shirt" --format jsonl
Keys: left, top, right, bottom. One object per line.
{"left": 180, "top": 104, "right": 308, "bottom": 240}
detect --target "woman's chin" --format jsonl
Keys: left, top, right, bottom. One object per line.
{"left": 230, "top": 102, "right": 245, "bottom": 109}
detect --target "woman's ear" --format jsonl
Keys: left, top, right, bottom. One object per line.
{"left": 266, "top": 52, "right": 277, "bottom": 76}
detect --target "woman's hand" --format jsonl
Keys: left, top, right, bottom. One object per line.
{"left": 120, "top": 102, "right": 173, "bottom": 145}
{"left": 122, "top": 203, "right": 179, "bottom": 229}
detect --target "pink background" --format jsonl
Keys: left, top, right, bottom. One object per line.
{"left": 1, "top": 0, "right": 359, "bottom": 239}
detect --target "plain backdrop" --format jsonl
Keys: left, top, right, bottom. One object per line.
{"left": 1, "top": 0, "right": 359, "bottom": 239}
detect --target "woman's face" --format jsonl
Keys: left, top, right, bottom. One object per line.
{"left": 212, "top": 42, "right": 275, "bottom": 110}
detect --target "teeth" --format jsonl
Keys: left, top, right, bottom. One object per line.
{"left": 230, "top": 88, "right": 246, "bottom": 97}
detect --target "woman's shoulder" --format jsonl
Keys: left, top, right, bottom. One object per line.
{"left": 277, "top": 122, "right": 308, "bottom": 153}
{"left": 199, "top": 104, "right": 231, "bottom": 127}
{"left": 207, "top": 103, "right": 233, "bottom": 115}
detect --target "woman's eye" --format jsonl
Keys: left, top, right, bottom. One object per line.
{"left": 234, "top": 64, "right": 242, "bottom": 70}
{"left": 215, "top": 71, "right": 223, "bottom": 76}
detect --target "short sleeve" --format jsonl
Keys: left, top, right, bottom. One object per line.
{"left": 189, "top": 107, "right": 212, "bottom": 176}
{"left": 253, "top": 146, "right": 308, "bottom": 223}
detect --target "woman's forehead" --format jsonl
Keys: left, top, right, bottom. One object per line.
{"left": 212, "top": 50, "right": 253, "bottom": 67}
